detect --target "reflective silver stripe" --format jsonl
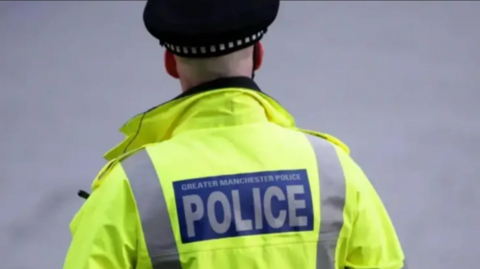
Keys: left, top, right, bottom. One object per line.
{"left": 121, "top": 149, "right": 182, "bottom": 269}
{"left": 305, "top": 134, "right": 346, "bottom": 269}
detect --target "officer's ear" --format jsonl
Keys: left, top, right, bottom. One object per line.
{"left": 254, "top": 42, "right": 264, "bottom": 71}
{"left": 164, "top": 50, "right": 179, "bottom": 79}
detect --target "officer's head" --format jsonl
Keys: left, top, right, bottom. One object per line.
{"left": 143, "top": 0, "right": 280, "bottom": 90}
{"left": 171, "top": 46, "right": 257, "bottom": 91}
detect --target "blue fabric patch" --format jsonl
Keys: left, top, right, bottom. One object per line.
{"left": 173, "top": 169, "right": 313, "bottom": 244}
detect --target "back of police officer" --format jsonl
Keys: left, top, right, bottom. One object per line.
{"left": 64, "top": 1, "right": 407, "bottom": 269}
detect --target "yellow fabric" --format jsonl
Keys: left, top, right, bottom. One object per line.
{"left": 65, "top": 163, "right": 140, "bottom": 269}
{"left": 336, "top": 147, "right": 405, "bottom": 269}
{"left": 64, "top": 88, "right": 404, "bottom": 269}
{"left": 103, "top": 89, "right": 298, "bottom": 161}
{"left": 148, "top": 122, "right": 320, "bottom": 269}
{"left": 65, "top": 149, "right": 153, "bottom": 269}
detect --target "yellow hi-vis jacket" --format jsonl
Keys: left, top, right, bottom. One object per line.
{"left": 64, "top": 77, "right": 406, "bottom": 269}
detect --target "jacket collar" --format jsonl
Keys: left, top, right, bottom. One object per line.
{"left": 104, "top": 77, "right": 296, "bottom": 160}
{"left": 175, "top": 76, "right": 262, "bottom": 100}
{"left": 140, "top": 76, "right": 263, "bottom": 116}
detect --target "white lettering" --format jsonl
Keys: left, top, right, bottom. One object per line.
{"left": 207, "top": 191, "right": 232, "bottom": 234}
{"left": 253, "top": 188, "right": 263, "bottom": 229}
{"left": 181, "top": 178, "right": 311, "bottom": 240}
{"left": 264, "top": 186, "right": 287, "bottom": 228}
{"left": 218, "top": 176, "right": 277, "bottom": 186}
{"left": 181, "top": 180, "right": 219, "bottom": 191}
{"left": 275, "top": 173, "right": 301, "bottom": 181}
{"left": 183, "top": 195, "right": 204, "bottom": 237}
{"left": 286, "top": 185, "right": 307, "bottom": 227}
{"left": 232, "top": 190, "right": 253, "bottom": 231}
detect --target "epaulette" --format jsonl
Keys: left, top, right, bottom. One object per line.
{"left": 297, "top": 128, "right": 350, "bottom": 155}
{"left": 77, "top": 146, "right": 148, "bottom": 200}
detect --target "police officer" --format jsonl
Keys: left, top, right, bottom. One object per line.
{"left": 64, "top": 1, "right": 407, "bottom": 269}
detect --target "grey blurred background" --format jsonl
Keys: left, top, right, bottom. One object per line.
{"left": 1, "top": 1, "right": 479, "bottom": 268}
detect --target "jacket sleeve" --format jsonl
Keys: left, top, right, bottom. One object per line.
{"left": 345, "top": 161, "right": 406, "bottom": 269}
{"left": 63, "top": 163, "right": 139, "bottom": 269}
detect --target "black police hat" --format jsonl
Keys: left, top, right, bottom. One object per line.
{"left": 143, "top": 0, "right": 280, "bottom": 58}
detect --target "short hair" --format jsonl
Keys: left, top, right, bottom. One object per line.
{"left": 176, "top": 46, "right": 253, "bottom": 78}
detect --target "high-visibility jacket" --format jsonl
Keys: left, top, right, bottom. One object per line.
{"left": 64, "top": 77, "right": 406, "bottom": 269}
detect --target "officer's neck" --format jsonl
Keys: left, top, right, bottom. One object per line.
{"left": 180, "top": 74, "right": 252, "bottom": 93}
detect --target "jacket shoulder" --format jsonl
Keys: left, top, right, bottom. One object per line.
{"left": 296, "top": 128, "right": 350, "bottom": 154}
{"left": 91, "top": 146, "right": 151, "bottom": 191}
